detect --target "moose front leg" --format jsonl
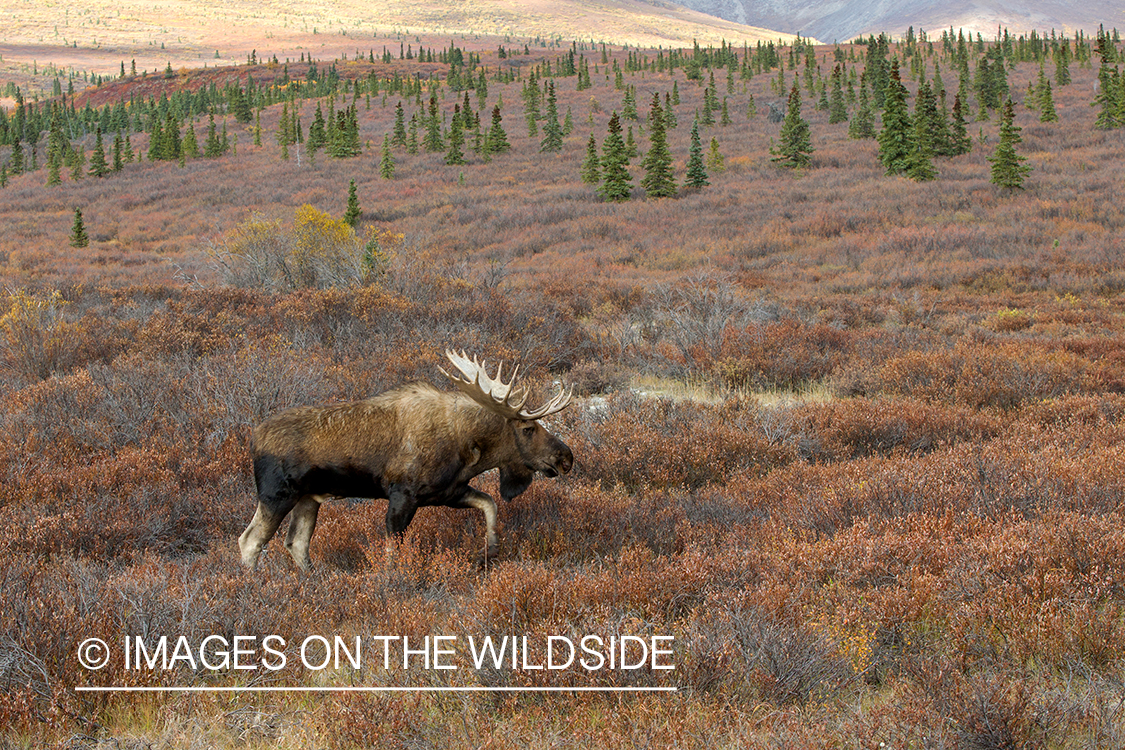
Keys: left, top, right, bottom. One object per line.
{"left": 456, "top": 488, "right": 499, "bottom": 558}
{"left": 384, "top": 489, "right": 418, "bottom": 553}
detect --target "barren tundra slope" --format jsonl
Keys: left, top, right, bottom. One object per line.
{"left": 670, "top": 0, "right": 1122, "bottom": 42}
{"left": 0, "top": 0, "right": 799, "bottom": 87}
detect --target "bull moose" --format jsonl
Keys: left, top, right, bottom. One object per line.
{"left": 238, "top": 350, "right": 574, "bottom": 571}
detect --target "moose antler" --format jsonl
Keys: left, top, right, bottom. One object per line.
{"left": 440, "top": 349, "right": 573, "bottom": 420}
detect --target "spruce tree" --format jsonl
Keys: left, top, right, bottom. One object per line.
{"left": 581, "top": 134, "right": 600, "bottom": 184}
{"left": 231, "top": 85, "right": 252, "bottom": 124}
{"left": 848, "top": 78, "right": 876, "bottom": 139}
{"left": 204, "top": 113, "right": 223, "bottom": 157}
{"left": 640, "top": 94, "right": 675, "bottom": 198}
{"left": 1039, "top": 79, "right": 1058, "bottom": 122}
{"left": 183, "top": 124, "right": 200, "bottom": 159}
{"left": 162, "top": 111, "right": 182, "bottom": 161}
{"left": 8, "top": 138, "right": 25, "bottom": 176}
{"left": 277, "top": 101, "right": 292, "bottom": 158}
{"left": 625, "top": 126, "right": 638, "bottom": 159}
{"left": 485, "top": 106, "right": 510, "bottom": 154}
{"left": 69, "top": 208, "right": 89, "bottom": 248}
{"left": 67, "top": 146, "right": 85, "bottom": 180}
{"left": 828, "top": 65, "right": 848, "bottom": 123}
{"left": 89, "top": 127, "right": 110, "bottom": 177}
{"left": 112, "top": 132, "right": 124, "bottom": 171}
{"left": 392, "top": 102, "right": 407, "bottom": 147}
{"left": 540, "top": 80, "right": 563, "bottom": 152}
{"left": 622, "top": 85, "right": 638, "bottom": 120}
{"left": 706, "top": 137, "right": 725, "bottom": 172}
{"left": 308, "top": 103, "right": 328, "bottom": 152}
{"left": 423, "top": 93, "right": 444, "bottom": 151}
{"left": 343, "top": 179, "right": 361, "bottom": 227}
{"left": 148, "top": 117, "right": 165, "bottom": 161}
{"left": 445, "top": 106, "right": 466, "bottom": 165}
{"left": 684, "top": 117, "right": 709, "bottom": 189}
{"left": 664, "top": 92, "right": 678, "bottom": 128}
{"left": 770, "top": 81, "right": 813, "bottom": 169}
{"left": 380, "top": 135, "right": 395, "bottom": 178}
{"left": 948, "top": 93, "right": 972, "bottom": 154}
{"left": 46, "top": 111, "right": 68, "bottom": 185}
{"left": 907, "top": 84, "right": 938, "bottom": 181}
{"left": 597, "top": 112, "right": 632, "bottom": 201}
{"left": 989, "top": 98, "right": 1030, "bottom": 190}
{"left": 1093, "top": 62, "right": 1118, "bottom": 130}
{"left": 408, "top": 114, "right": 419, "bottom": 154}
{"left": 1055, "top": 44, "right": 1071, "bottom": 87}
{"left": 877, "top": 64, "right": 912, "bottom": 175}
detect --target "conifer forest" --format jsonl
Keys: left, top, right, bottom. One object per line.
{"left": 2, "top": 20, "right": 1125, "bottom": 748}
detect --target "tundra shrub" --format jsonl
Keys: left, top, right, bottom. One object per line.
{"left": 207, "top": 205, "right": 400, "bottom": 291}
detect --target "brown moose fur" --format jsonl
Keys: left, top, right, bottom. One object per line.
{"left": 238, "top": 381, "right": 574, "bottom": 571}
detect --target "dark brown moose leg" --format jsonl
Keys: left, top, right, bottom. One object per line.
{"left": 384, "top": 490, "right": 418, "bottom": 553}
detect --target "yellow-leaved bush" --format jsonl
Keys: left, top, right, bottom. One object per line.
{"left": 207, "top": 205, "right": 402, "bottom": 291}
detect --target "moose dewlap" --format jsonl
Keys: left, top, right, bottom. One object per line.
{"left": 238, "top": 350, "right": 574, "bottom": 571}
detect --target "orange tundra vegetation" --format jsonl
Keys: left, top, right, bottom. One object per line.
{"left": 0, "top": 27, "right": 1124, "bottom": 749}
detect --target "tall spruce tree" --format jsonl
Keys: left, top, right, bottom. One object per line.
{"left": 989, "top": 98, "right": 1031, "bottom": 190}
{"left": 183, "top": 124, "right": 200, "bottom": 159}
{"left": 948, "top": 93, "right": 972, "bottom": 154}
{"left": 878, "top": 63, "right": 913, "bottom": 175}
{"left": 112, "top": 132, "right": 124, "bottom": 172}
{"left": 597, "top": 111, "right": 632, "bottom": 201}
{"left": 423, "top": 93, "right": 444, "bottom": 151}
{"left": 69, "top": 207, "right": 89, "bottom": 248}
{"left": 308, "top": 103, "right": 328, "bottom": 152}
{"left": 828, "top": 65, "right": 848, "bottom": 123}
{"left": 392, "top": 102, "right": 408, "bottom": 146}
{"left": 848, "top": 77, "right": 877, "bottom": 139}
{"left": 640, "top": 94, "right": 676, "bottom": 197}
{"left": 485, "top": 106, "right": 510, "bottom": 154}
{"left": 343, "top": 179, "right": 361, "bottom": 227}
{"left": 1039, "top": 79, "right": 1058, "bottom": 122}
{"left": 89, "top": 127, "right": 110, "bottom": 177}
{"left": 770, "top": 81, "right": 813, "bottom": 169}
{"left": 706, "top": 137, "right": 725, "bottom": 172}
{"left": 1093, "top": 62, "right": 1118, "bottom": 130}
{"left": 380, "top": 135, "right": 395, "bottom": 178}
{"left": 684, "top": 117, "right": 709, "bottom": 189}
{"left": 907, "top": 83, "right": 938, "bottom": 181}
{"left": 445, "top": 105, "right": 466, "bottom": 165}
{"left": 580, "top": 133, "right": 600, "bottom": 184}
{"left": 540, "top": 80, "right": 563, "bottom": 152}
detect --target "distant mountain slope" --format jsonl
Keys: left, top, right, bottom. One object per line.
{"left": 669, "top": 0, "right": 1123, "bottom": 43}
{"left": 1, "top": 0, "right": 801, "bottom": 51}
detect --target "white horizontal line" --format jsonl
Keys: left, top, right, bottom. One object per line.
{"left": 75, "top": 686, "right": 678, "bottom": 693}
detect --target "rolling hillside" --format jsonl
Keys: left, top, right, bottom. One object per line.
{"left": 0, "top": 0, "right": 800, "bottom": 88}
{"left": 669, "top": 0, "right": 1123, "bottom": 42}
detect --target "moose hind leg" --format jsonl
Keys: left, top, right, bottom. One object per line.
{"left": 239, "top": 503, "right": 288, "bottom": 570}
{"left": 459, "top": 488, "right": 499, "bottom": 558}
{"left": 284, "top": 495, "right": 323, "bottom": 572}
